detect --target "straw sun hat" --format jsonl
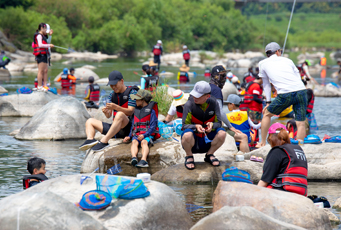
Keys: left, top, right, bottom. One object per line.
{"left": 172, "top": 90, "right": 189, "bottom": 107}
{"left": 179, "top": 64, "right": 190, "bottom": 72}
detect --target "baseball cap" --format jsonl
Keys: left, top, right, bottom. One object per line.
{"left": 227, "top": 72, "right": 233, "bottom": 78}
{"left": 130, "top": 89, "right": 152, "bottom": 100}
{"left": 211, "top": 65, "right": 230, "bottom": 75}
{"left": 183, "top": 45, "right": 187, "bottom": 49}
{"left": 226, "top": 94, "right": 241, "bottom": 105}
{"left": 107, "top": 70, "right": 123, "bottom": 86}
{"left": 157, "top": 40, "right": 162, "bottom": 44}
{"left": 190, "top": 81, "right": 211, "bottom": 98}
{"left": 88, "top": 76, "right": 94, "bottom": 82}
{"left": 265, "top": 42, "right": 281, "bottom": 53}
{"left": 232, "top": 76, "right": 239, "bottom": 84}
{"left": 268, "top": 123, "right": 288, "bottom": 134}
{"left": 46, "top": 24, "right": 50, "bottom": 33}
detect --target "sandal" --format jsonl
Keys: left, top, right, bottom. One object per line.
{"left": 204, "top": 154, "right": 220, "bottom": 167}
{"left": 131, "top": 157, "right": 138, "bottom": 166}
{"left": 250, "top": 155, "right": 257, "bottom": 162}
{"left": 257, "top": 157, "right": 264, "bottom": 163}
{"left": 184, "top": 156, "right": 195, "bottom": 170}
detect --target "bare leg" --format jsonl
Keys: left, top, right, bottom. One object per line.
{"left": 131, "top": 139, "right": 139, "bottom": 158}
{"left": 43, "top": 65, "right": 48, "bottom": 87}
{"left": 207, "top": 131, "right": 226, "bottom": 165}
{"left": 37, "top": 62, "right": 47, "bottom": 87}
{"left": 85, "top": 118, "right": 104, "bottom": 139}
{"left": 234, "top": 133, "right": 250, "bottom": 153}
{"left": 140, "top": 140, "right": 149, "bottom": 161}
{"left": 256, "top": 109, "right": 274, "bottom": 147}
{"left": 100, "top": 112, "right": 129, "bottom": 143}
{"left": 296, "top": 121, "right": 306, "bottom": 141}
{"left": 181, "top": 132, "right": 195, "bottom": 169}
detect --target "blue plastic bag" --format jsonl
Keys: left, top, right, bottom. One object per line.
{"left": 222, "top": 167, "right": 253, "bottom": 184}
{"left": 307, "top": 113, "right": 318, "bottom": 133}
{"left": 96, "top": 175, "right": 150, "bottom": 200}
{"left": 158, "top": 121, "right": 173, "bottom": 140}
{"left": 291, "top": 134, "right": 322, "bottom": 144}
{"left": 173, "top": 119, "right": 183, "bottom": 136}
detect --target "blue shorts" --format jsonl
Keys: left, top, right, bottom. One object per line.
{"left": 132, "top": 136, "right": 153, "bottom": 144}
{"left": 181, "top": 127, "right": 225, "bottom": 154}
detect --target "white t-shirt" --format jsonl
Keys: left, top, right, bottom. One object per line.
{"left": 259, "top": 55, "right": 305, "bottom": 101}
{"left": 167, "top": 105, "right": 177, "bottom": 116}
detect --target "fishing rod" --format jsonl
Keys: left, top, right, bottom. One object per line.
{"left": 54, "top": 45, "right": 76, "bottom": 52}
{"left": 282, "top": 0, "right": 297, "bottom": 55}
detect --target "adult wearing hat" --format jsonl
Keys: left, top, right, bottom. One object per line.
{"left": 257, "top": 42, "right": 307, "bottom": 147}
{"left": 164, "top": 90, "right": 190, "bottom": 123}
{"left": 79, "top": 70, "right": 139, "bottom": 152}
{"left": 152, "top": 40, "right": 163, "bottom": 70}
{"left": 181, "top": 81, "right": 226, "bottom": 170}
{"left": 84, "top": 76, "right": 100, "bottom": 102}
{"left": 178, "top": 64, "right": 190, "bottom": 84}
{"left": 182, "top": 45, "right": 190, "bottom": 66}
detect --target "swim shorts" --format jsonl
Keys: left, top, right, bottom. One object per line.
{"left": 35, "top": 54, "right": 48, "bottom": 64}
{"left": 102, "top": 120, "right": 132, "bottom": 138}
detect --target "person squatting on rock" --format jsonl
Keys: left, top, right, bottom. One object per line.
{"left": 84, "top": 76, "right": 100, "bottom": 102}
{"left": 0, "top": 50, "right": 11, "bottom": 69}
{"left": 181, "top": 81, "right": 226, "bottom": 170}
{"left": 226, "top": 94, "right": 261, "bottom": 152}
{"left": 257, "top": 42, "right": 307, "bottom": 147}
{"left": 152, "top": 40, "right": 163, "bottom": 70}
{"left": 209, "top": 65, "right": 250, "bottom": 153}
{"left": 32, "top": 23, "right": 54, "bottom": 92}
{"left": 123, "top": 89, "right": 160, "bottom": 168}
{"left": 23, "top": 157, "right": 48, "bottom": 189}
{"left": 258, "top": 123, "right": 308, "bottom": 196}
{"left": 182, "top": 45, "right": 190, "bottom": 66}
{"left": 79, "top": 71, "right": 138, "bottom": 152}
{"left": 164, "top": 90, "right": 189, "bottom": 123}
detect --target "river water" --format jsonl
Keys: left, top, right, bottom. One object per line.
{"left": 0, "top": 58, "right": 340, "bottom": 225}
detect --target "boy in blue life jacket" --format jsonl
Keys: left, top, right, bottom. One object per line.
{"left": 226, "top": 94, "right": 261, "bottom": 151}
{"left": 123, "top": 89, "right": 160, "bottom": 168}
{"left": 23, "top": 157, "right": 48, "bottom": 189}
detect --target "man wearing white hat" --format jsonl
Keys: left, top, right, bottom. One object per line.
{"left": 152, "top": 40, "right": 163, "bottom": 70}
{"left": 181, "top": 81, "right": 226, "bottom": 170}
{"left": 257, "top": 42, "right": 307, "bottom": 147}
{"left": 182, "top": 45, "right": 190, "bottom": 66}
{"left": 164, "top": 90, "right": 189, "bottom": 123}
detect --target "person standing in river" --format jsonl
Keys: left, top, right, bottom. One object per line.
{"left": 256, "top": 42, "right": 307, "bottom": 147}
{"left": 32, "top": 23, "right": 54, "bottom": 92}
{"left": 152, "top": 40, "right": 163, "bottom": 70}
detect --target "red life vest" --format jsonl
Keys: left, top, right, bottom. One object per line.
{"left": 243, "top": 75, "right": 255, "bottom": 84}
{"left": 111, "top": 86, "right": 139, "bottom": 118}
{"left": 144, "top": 75, "right": 159, "bottom": 92}
{"left": 132, "top": 101, "right": 161, "bottom": 140}
{"left": 32, "top": 32, "right": 49, "bottom": 56}
{"left": 183, "top": 50, "right": 190, "bottom": 60}
{"left": 176, "top": 105, "right": 183, "bottom": 118}
{"left": 239, "top": 82, "right": 262, "bottom": 111}
{"left": 267, "top": 144, "right": 308, "bottom": 196}
{"left": 204, "top": 70, "right": 211, "bottom": 77}
{"left": 23, "top": 174, "right": 48, "bottom": 190}
{"left": 61, "top": 74, "right": 72, "bottom": 88}
{"left": 297, "top": 64, "right": 306, "bottom": 78}
{"left": 34, "top": 78, "right": 38, "bottom": 88}
{"left": 89, "top": 84, "right": 100, "bottom": 102}
{"left": 153, "top": 45, "right": 162, "bottom": 56}
{"left": 189, "top": 97, "right": 217, "bottom": 138}
{"left": 306, "top": 89, "right": 314, "bottom": 114}
{"left": 179, "top": 71, "right": 189, "bottom": 83}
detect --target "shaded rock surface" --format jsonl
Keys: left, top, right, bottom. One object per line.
{"left": 333, "top": 197, "right": 341, "bottom": 209}
{"left": 0, "top": 69, "right": 11, "bottom": 77}
{"left": 212, "top": 181, "right": 331, "bottom": 229}
{"left": 191, "top": 206, "right": 304, "bottom": 230}
{"left": 15, "top": 96, "right": 90, "bottom": 140}
{"left": 0, "top": 91, "right": 59, "bottom": 117}
{"left": 323, "top": 209, "right": 340, "bottom": 224}
{"left": 54, "top": 67, "right": 99, "bottom": 83}
{"left": 0, "top": 85, "right": 8, "bottom": 93}
{"left": 0, "top": 174, "right": 192, "bottom": 230}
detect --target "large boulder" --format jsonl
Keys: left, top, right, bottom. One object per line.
{"left": 333, "top": 197, "right": 341, "bottom": 209}
{"left": 15, "top": 96, "right": 91, "bottom": 140}
{"left": 0, "top": 174, "right": 193, "bottom": 230}
{"left": 62, "top": 51, "right": 118, "bottom": 62}
{"left": 0, "top": 68, "right": 11, "bottom": 77}
{"left": 191, "top": 206, "right": 305, "bottom": 230}
{"left": 54, "top": 67, "right": 99, "bottom": 83}
{"left": 212, "top": 181, "right": 331, "bottom": 229}
{"left": 0, "top": 91, "right": 59, "bottom": 117}
{"left": 313, "top": 84, "right": 341, "bottom": 97}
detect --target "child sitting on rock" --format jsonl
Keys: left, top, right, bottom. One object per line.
{"left": 123, "top": 89, "right": 160, "bottom": 168}
{"left": 23, "top": 157, "right": 48, "bottom": 189}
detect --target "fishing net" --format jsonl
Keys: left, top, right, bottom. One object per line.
{"left": 158, "top": 121, "right": 173, "bottom": 140}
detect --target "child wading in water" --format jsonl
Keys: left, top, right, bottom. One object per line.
{"left": 123, "top": 89, "right": 160, "bottom": 168}
{"left": 23, "top": 157, "right": 48, "bottom": 189}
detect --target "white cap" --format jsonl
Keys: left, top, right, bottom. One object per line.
{"left": 183, "top": 45, "right": 187, "bottom": 49}
{"left": 232, "top": 76, "right": 239, "bottom": 83}
{"left": 157, "top": 40, "right": 162, "bottom": 44}
{"left": 190, "top": 81, "right": 211, "bottom": 98}
{"left": 227, "top": 72, "right": 233, "bottom": 78}
{"left": 46, "top": 24, "right": 51, "bottom": 33}
{"left": 265, "top": 42, "right": 281, "bottom": 53}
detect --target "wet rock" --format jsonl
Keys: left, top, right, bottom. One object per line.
{"left": 95, "top": 78, "right": 108, "bottom": 85}
{"left": 313, "top": 84, "right": 341, "bottom": 97}
{"left": 15, "top": 96, "right": 90, "bottom": 140}
{"left": 0, "top": 91, "right": 59, "bottom": 117}
{"left": 62, "top": 51, "right": 118, "bottom": 62}
{"left": 9, "top": 129, "right": 20, "bottom": 136}
{"left": 0, "top": 189, "right": 106, "bottom": 230}
{"left": 0, "top": 85, "right": 8, "bottom": 93}
{"left": 54, "top": 67, "right": 99, "bottom": 83}
{"left": 322, "top": 209, "right": 340, "bottom": 224}
{"left": 0, "top": 174, "right": 192, "bottom": 230}
{"left": 81, "top": 65, "right": 97, "bottom": 70}
{"left": 333, "top": 197, "right": 341, "bottom": 209}
{"left": 222, "top": 82, "right": 238, "bottom": 101}
{"left": 191, "top": 206, "right": 304, "bottom": 230}
{"left": 0, "top": 68, "right": 11, "bottom": 77}
{"left": 236, "top": 59, "right": 252, "bottom": 68}
{"left": 6, "top": 62, "right": 25, "bottom": 73}
{"left": 212, "top": 181, "right": 331, "bottom": 229}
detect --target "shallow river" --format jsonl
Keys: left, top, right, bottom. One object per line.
{"left": 0, "top": 58, "right": 340, "bottom": 225}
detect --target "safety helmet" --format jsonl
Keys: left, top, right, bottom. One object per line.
{"left": 63, "top": 68, "right": 68, "bottom": 74}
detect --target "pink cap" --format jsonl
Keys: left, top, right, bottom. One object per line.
{"left": 268, "top": 123, "right": 288, "bottom": 134}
